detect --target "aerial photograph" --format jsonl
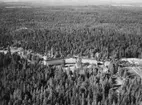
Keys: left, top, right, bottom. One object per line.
{"left": 0, "top": 0, "right": 142, "bottom": 105}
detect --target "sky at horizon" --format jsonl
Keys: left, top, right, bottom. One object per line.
{"left": 1, "top": 0, "right": 142, "bottom": 4}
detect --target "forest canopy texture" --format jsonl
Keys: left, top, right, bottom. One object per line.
{"left": 0, "top": 3, "right": 142, "bottom": 105}
{"left": 1, "top": 5, "right": 142, "bottom": 59}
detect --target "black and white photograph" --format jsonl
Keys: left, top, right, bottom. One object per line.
{"left": 0, "top": 0, "right": 142, "bottom": 105}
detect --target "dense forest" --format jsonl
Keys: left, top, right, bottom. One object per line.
{"left": 0, "top": 50, "right": 142, "bottom": 105}
{"left": 0, "top": 3, "right": 142, "bottom": 105}
{"left": 1, "top": 5, "right": 142, "bottom": 59}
